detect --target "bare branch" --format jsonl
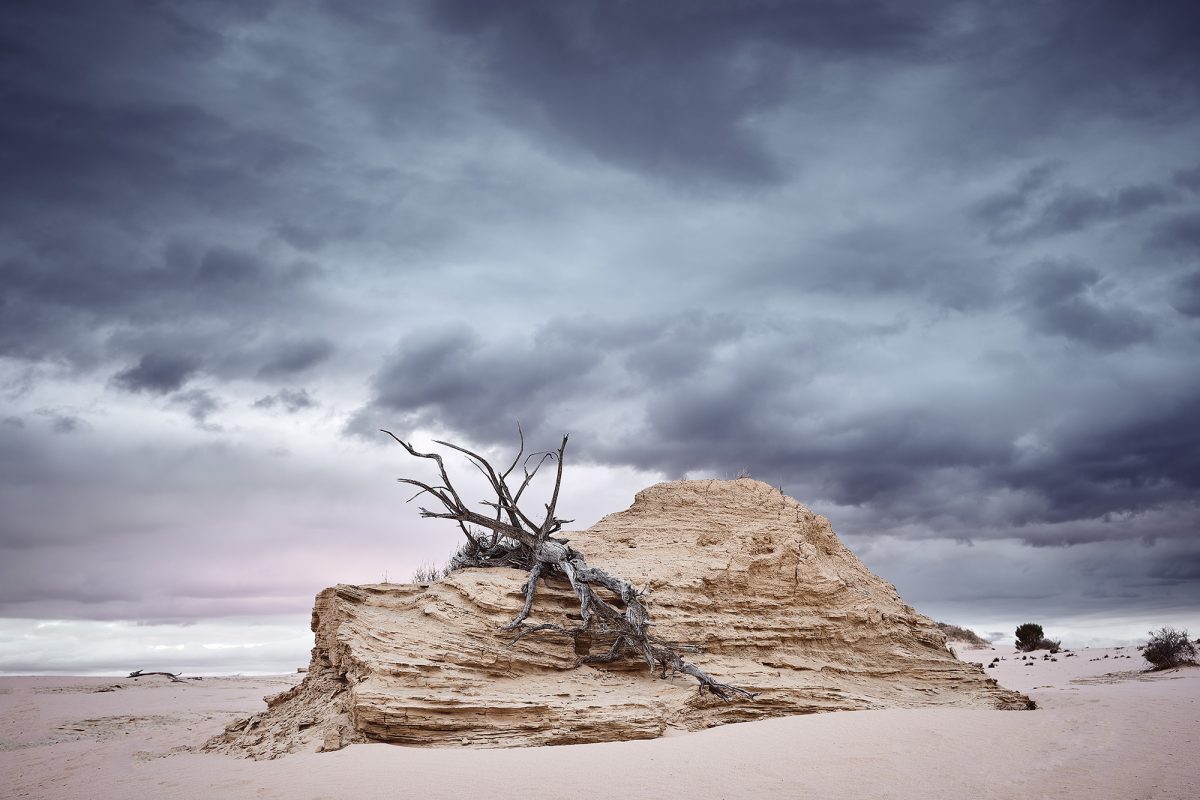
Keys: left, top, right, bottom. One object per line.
{"left": 500, "top": 421, "right": 525, "bottom": 480}
{"left": 537, "top": 436, "right": 568, "bottom": 543}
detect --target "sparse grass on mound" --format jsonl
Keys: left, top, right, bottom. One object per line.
{"left": 937, "top": 622, "right": 991, "bottom": 647}
{"left": 410, "top": 563, "right": 443, "bottom": 583}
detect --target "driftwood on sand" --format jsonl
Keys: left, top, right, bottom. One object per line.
{"left": 382, "top": 428, "right": 756, "bottom": 701}
{"left": 128, "top": 670, "right": 184, "bottom": 682}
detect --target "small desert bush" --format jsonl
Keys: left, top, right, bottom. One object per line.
{"left": 1142, "top": 627, "right": 1197, "bottom": 670}
{"left": 1014, "top": 622, "right": 1060, "bottom": 653}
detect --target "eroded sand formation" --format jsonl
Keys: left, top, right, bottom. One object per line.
{"left": 205, "top": 478, "right": 1030, "bottom": 758}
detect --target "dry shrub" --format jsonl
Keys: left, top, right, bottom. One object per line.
{"left": 411, "top": 563, "right": 442, "bottom": 583}
{"left": 1143, "top": 627, "right": 1197, "bottom": 670}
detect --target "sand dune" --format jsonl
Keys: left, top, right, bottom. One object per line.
{"left": 2, "top": 646, "right": 1197, "bottom": 799}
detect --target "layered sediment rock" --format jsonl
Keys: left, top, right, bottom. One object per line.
{"left": 206, "top": 478, "right": 1030, "bottom": 758}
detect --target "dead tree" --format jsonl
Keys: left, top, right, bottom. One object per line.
{"left": 382, "top": 428, "right": 755, "bottom": 701}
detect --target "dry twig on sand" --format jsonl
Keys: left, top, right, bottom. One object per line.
{"left": 128, "top": 670, "right": 185, "bottom": 682}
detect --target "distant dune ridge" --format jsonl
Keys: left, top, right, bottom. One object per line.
{"left": 206, "top": 478, "right": 1029, "bottom": 758}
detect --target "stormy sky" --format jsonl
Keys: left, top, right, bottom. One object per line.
{"left": 2, "top": 0, "right": 1199, "bottom": 672}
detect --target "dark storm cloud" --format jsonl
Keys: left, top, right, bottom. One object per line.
{"left": 0, "top": 92, "right": 312, "bottom": 217}
{"left": 795, "top": 225, "right": 1004, "bottom": 312}
{"left": 619, "top": 313, "right": 745, "bottom": 381}
{"left": 1174, "top": 166, "right": 1200, "bottom": 193}
{"left": 0, "top": 1, "right": 289, "bottom": 220}
{"left": 1013, "top": 261, "right": 1155, "bottom": 351}
{"left": 0, "top": 2, "right": 357, "bottom": 379}
{"left": 425, "top": 0, "right": 941, "bottom": 183}
{"left": 1150, "top": 212, "right": 1200, "bottom": 258}
{"left": 348, "top": 323, "right": 610, "bottom": 442}
{"left": 423, "top": 0, "right": 1200, "bottom": 180}
{"left": 999, "top": 391, "right": 1200, "bottom": 533}
{"left": 353, "top": 308, "right": 1199, "bottom": 556}
{"left": 1170, "top": 271, "right": 1200, "bottom": 318}
{"left": 256, "top": 340, "right": 336, "bottom": 379}
{"left": 112, "top": 353, "right": 200, "bottom": 395}
{"left": 931, "top": 1, "right": 1200, "bottom": 157}
{"left": 349, "top": 312, "right": 762, "bottom": 446}
{"left": 973, "top": 165, "right": 1183, "bottom": 243}
{"left": 0, "top": 234, "right": 326, "bottom": 371}
{"left": 1151, "top": 552, "right": 1200, "bottom": 582}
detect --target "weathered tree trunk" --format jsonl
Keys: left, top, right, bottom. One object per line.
{"left": 382, "top": 429, "right": 755, "bottom": 701}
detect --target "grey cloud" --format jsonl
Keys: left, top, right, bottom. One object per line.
{"left": 1175, "top": 165, "right": 1200, "bottom": 192}
{"left": 0, "top": 236, "right": 325, "bottom": 372}
{"left": 866, "top": 536, "right": 1200, "bottom": 628}
{"left": 256, "top": 339, "right": 335, "bottom": 379}
{"left": 1170, "top": 271, "right": 1200, "bottom": 317}
{"left": 0, "top": 3, "right": 345, "bottom": 376}
{"left": 0, "top": 94, "right": 313, "bottom": 219}
{"left": 348, "top": 324, "right": 609, "bottom": 442}
{"left": 1014, "top": 261, "right": 1155, "bottom": 351}
{"left": 798, "top": 225, "right": 1004, "bottom": 311}
{"left": 1151, "top": 552, "right": 1200, "bottom": 582}
{"left": 112, "top": 353, "right": 200, "bottom": 394}
{"left": 1007, "top": 390, "right": 1200, "bottom": 521}
{"left": 970, "top": 162, "right": 1061, "bottom": 226}
{"left": 1150, "top": 212, "right": 1200, "bottom": 257}
{"left": 172, "top": 388, "right": 222, "bottom": 429}
{"left": 425, "top": 0, "right": 941, "bottom": 184}
{"left": 0, "top": 0, "right": 307, "bottom": 228}
{"left": 973, "top": 167, "right": 1182, "bottom": 243}
{"left": 275, "top": 223, "right": 327, "bottom": 253}
{"left": 421, "top": 1, "right": 1195, "bottom": 184}
{"left": 938, "top": 2, "right": 1200, "bottom": 150}
{"left": 1034, "top": 184, "right": 1175, "bottom": 237}
{"left": 622, "top": 320, "right": 743, "bottom": 381}
{"left": 353, "top": 312, "right": 1196, "bottom": 554}
{"left": 1024, "top": 297, "right": 1154, "bottom": 352}
{"left": 26, "top": 408, "right": 87, "bottom": 435}
{"left": 196, "top": 248, "right": 270, "bottom": 286}
{"left": 254, "top": 388, "right": 316, "bottom": 414}
{"left": 46, "top": 414, "right": 85, "bottom": 435}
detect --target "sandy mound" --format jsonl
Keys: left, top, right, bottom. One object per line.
{"left": 206, "top": 478, "right": 1029, "bottom": 758}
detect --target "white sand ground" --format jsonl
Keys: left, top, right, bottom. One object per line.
{"left": 2, "top": 646, "right": 1197, "bottom": 800}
